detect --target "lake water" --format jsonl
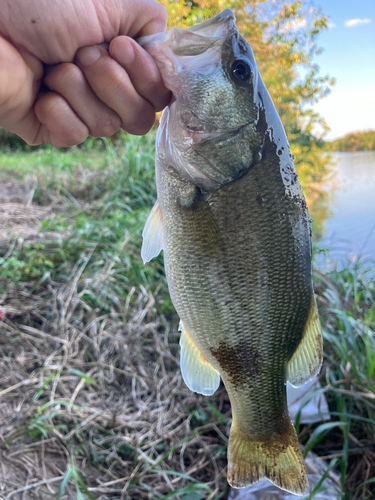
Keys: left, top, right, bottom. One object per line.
{"left": 308, "top": 151, "right": 375, "bottom": 266}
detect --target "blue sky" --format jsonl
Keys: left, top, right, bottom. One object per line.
{"left": 310, "top": 0, "right": 375, "bottom": 139}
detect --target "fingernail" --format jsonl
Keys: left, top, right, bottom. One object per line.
{"left": 114, "top": 40, "right": 135, "bottom": 66}
{"left": 76, "top": 46, "right": 101, "bottom": 66}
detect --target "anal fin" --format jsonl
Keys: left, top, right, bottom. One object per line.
{"left": 179, "top": 321, "right": 220, "bottom": 396}
{"left": 287, "top": 297, "right": 323, "bottom": 387}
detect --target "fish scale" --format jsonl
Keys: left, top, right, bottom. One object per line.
{"left": 140, "top": 9, "right": 322, "bottom": 495}
{"left": 160, "top": 153, "right": 310, "bottom": 419}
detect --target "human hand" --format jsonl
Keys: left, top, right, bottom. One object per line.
{"left": 0, "top": 0, "right": 171, "bottom": 147}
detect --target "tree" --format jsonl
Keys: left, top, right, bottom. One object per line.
{"left": 331, "top": 130, "right": 375, "bottom": 152}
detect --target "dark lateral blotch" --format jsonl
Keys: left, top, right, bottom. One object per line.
{"left": 210, "top": 340, "right": 260, "bottom": 386}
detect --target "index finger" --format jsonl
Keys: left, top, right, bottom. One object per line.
{"left": 109, "top": 36, "right": 171, "bottom": 111}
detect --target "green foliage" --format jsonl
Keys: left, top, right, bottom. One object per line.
{"left": 0, "top": 243, "right": 58, "bottom": 282}
{"left": 318, "top": 260, "right": 375, "bottom": 395}
{"left": 330, "top": 130, "right": 375, "bottom": 152}
{"left": 0, "top": 127, "right": 34, "bottom": 151}
{"left": 303, "top": 422, "right": 347, "bottom": 457}
{"left": 158, "top": 483, "right": 212, "bottom": 499}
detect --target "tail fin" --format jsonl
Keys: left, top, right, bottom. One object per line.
{"left": 227, "top": 419, "right": 308, "bottom": 495}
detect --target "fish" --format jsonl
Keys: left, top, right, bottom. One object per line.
{"left": 138, "top": 9, "right": 322, "bottom": 496}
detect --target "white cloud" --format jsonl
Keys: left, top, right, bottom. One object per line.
{"left": 312, "top": 86, "right": 375, "bottom": 140}
{"left": 345, "top": 18, "right": 371, "bottom": 28}
{"left": 283, "top": 18, "right": 307, "bottom": 32}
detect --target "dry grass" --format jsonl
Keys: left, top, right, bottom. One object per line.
{"left": 0, "top": 179, "right": 48, "bottom": 241}
{"left": 0, "top": 266, "right": 230, "bottom": 499}
{"left": 0, "top": 151, "right": 230, "bottom": 498}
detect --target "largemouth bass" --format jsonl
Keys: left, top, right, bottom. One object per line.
{"left": 139, "top": 10, "right": 322, "bottom": 495}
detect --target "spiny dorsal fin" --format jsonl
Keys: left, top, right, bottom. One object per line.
{"left": 141, "top": 201, "right": 164, "bottom": 264}
{"left": 287, "top": 297, "right": 323, "bottom": 387}
{"left": 179, "top": 321, "right": 220, "bottom": 396}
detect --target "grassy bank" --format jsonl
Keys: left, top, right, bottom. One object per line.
{"left": 0, "top": 135, "right": 374, "bottom": 499}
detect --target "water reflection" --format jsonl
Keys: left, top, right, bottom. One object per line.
{"left": 304, "top": 152, "right": 375, "bottom": 264}
{"left": 306, "top": 187, "right": 334, "bottom": 241}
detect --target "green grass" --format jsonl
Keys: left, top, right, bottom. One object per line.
{"left": 0, "top": 146, "right": 104, "bottom": 179}
{"left": 0, "top": 134, "right": 374, "bottom": 499}
{"left": 307, "top": 258, "right": 375, "bottom": 498}
{"left": 0, "top": 133, "right": 167, "bottom": 297}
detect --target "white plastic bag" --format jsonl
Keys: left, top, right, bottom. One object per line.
{"left": 287, "top": 379, "right": 330, "bottom": 424}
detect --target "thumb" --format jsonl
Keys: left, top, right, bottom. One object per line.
{"left": 0, "top": 36, "right": 43, "bottom": 143}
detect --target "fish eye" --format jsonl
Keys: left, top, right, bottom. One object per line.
{"left": 230, "top": 59, "right": 252, "bottom": 84}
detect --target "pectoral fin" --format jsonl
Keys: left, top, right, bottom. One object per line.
{"left": 179, "top": 321, "right": 220, "bottom": 396}
{"left": 287, "top": 298, "right": 323, "bottom": 387}
{"left": 141, "top": 201, "right": 164, "bottom": 264}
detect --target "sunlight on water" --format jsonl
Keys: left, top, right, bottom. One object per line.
{"left": 308, "top": 152, "right": 375, "bottom": 267}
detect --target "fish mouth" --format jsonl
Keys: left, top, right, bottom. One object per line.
{"left": 138, "top": 10, "right": 241, "bottom": 144}
{"left": 172, "top": 9, "right": 235, "bottom": 56}
{"left": 185, "top": 9, "right": 235, "bottom": 35}
{"left": 138, "top": 10, "right": 235, "bottom": 57}
{"left": 137, "top": 10, "right": 236, "bottom": 85}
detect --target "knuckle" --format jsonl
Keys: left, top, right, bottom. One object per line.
{"left": 34, "top": 95, "right": 54, "bottom": 122}
{"left": 73, "top": 128, "right": 89, "bottom": 145}
{"left": 109, "top": 36, "right": 122, "bottom": 54}
{"left": 95, "top": 65, "right": 123, "bottom": 95}
{"left": 141, "top": 72, "right": 160, "bottom": 96}
{"left": 35, "top": 94, "right": 88, "bottom": 146}
{"left": 90, "top": 114, "right": 121, "bottom": 137}
{"left": 154, "top": 2, "right": 168, "bottom": 26}
{"left": 35, "top": 93, "right": 69, "bottom": 124}
{"left": 45, "top": 63, "right": 82, "bottom": 90}
{"left": 53, "top": 136, "right": 83, "bottom": 148}
{"left": 124, "top": 111, "right": 155, "bottom": 136}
